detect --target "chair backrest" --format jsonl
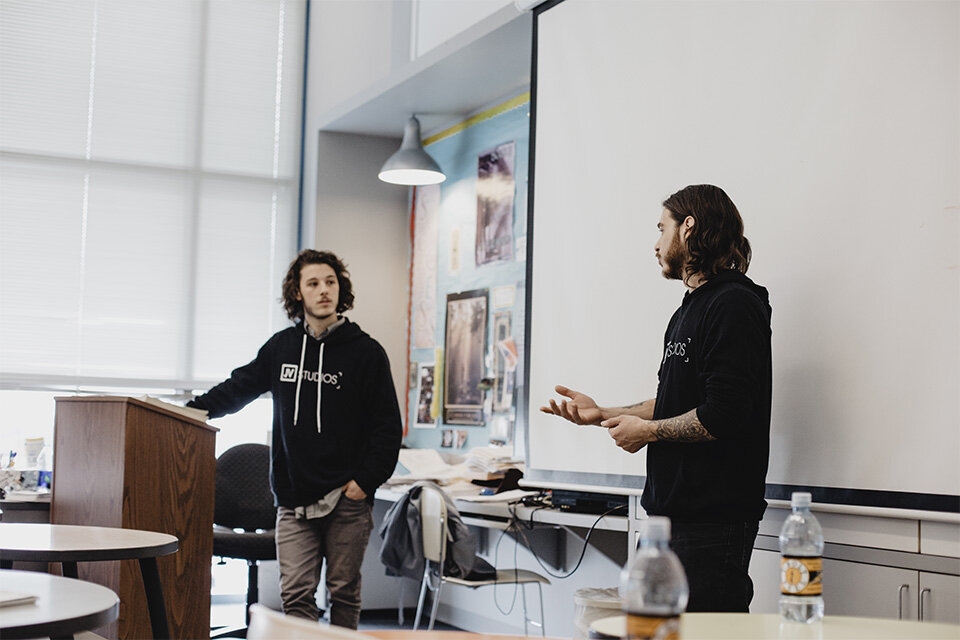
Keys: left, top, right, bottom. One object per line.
{"left": 417, "top": 483, "right": 448, "bottom": 565}
{"left": 247, "top": 604, "right": 375, "bottom": 640}
{"left": 215, "top": 443, "right": 275, "bottom": 531}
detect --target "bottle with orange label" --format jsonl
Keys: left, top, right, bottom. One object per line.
{"left": 779, "top": 492, "right": 824, "bottom": 623}
{"left": 620, "top": 517, "right": 689, "bottom": 640}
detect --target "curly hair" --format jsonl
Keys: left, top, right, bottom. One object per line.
{"left": 663, "top": 184, "right": 752, "bottom": 281}
{"left": 281, "top": 249, "right": 355, "bottom": 321}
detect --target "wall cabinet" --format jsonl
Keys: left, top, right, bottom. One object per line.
{"left": 749, "top": 548, "right": 960, "bottom": 624}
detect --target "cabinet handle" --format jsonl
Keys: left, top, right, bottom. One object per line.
{"left": 919, "top": 587, "right": 931, "bottom": 621}
{"left": 898, "top": 584, "right": 910, "bottom": 620}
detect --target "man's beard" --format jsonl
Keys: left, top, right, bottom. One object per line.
{"left": 661, "top": 232, "right": 686, "bottom": 281}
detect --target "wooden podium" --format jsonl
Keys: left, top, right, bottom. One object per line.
{"left": 52, "top": 396, "right": 217, "bottom": 639}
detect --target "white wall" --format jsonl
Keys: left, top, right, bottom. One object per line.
{"left": 312, "top": 131, "right": 411, "bottom": 408}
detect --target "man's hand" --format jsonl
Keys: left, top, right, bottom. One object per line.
{"left": 343, "top": 480, "right": 367, "bottom": 501}
{"left": 540, "top": 385, "right": 603, "bottom": 426}
{"left": 601, "top": 415, "right": 657, "bottom": 453}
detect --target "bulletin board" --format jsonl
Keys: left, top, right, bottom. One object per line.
{"left": 404, "top": 95, "right": 530, "bottom": 456}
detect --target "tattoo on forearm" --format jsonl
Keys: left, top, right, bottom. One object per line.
{"left": 625, "top": 400, "right": 649, "bottom": 410}
{"left": 654, "top": 409, "right": 717, "bottom": 442}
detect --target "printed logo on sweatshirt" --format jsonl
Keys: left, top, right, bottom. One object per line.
{"left": 663, "top": 337, "right": 692, "bottom": 364}
{"left": 279, "top": 364, "right": 343, "bottom": 389}
{"left": 280, "top": 364, "right": 299, "bottom": 382}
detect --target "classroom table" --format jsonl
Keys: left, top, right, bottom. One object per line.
{"left": 589, "top": 613, "right": 960, "bottom": 639}
{"left": 365, "top": 632, "right": 564, "bottom": 640}
{"left": 0, "top": 522, "right": 177, "bottom": 639}
{"left": 0, "top": 569, "right": 119, "bottom": 639}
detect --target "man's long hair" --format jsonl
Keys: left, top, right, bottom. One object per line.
{"left": 281, "top": 249, "right": 355, "bottom": 321}
{"left": 663, "top": 184, "right": 751, "bottom": 281}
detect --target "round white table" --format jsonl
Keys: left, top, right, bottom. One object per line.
{"left": 0, "top": 569, "right": 119, "bottom": 639}
{"left": 0, "top": 523, "right": 178, "bottom": 638}
{"left": 590, "top": 613, "right": 960, "bottom": 639}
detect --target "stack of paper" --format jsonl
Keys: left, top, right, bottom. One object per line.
{"left": 464, "top": 445, "right": 524, "bottom": 476}
{"left": 0, "top": 590, "right": 37, "bottom": 607}
{"left": 386, "top": 446, "right": 523, "bottom": 488}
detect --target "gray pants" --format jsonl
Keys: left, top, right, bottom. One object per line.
{"left": 275, "top": 496, "right": 373, "bottom": 629}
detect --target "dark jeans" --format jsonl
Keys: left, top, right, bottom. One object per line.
{"left": 669, "top": 520, "right": 760, "bottom": 613}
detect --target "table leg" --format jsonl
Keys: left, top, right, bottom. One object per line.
{"left": 61, "top": 561, "right": 79, "bottom": 578}
{"left": 138, "top": 557, "right": 170, "bottom": 639}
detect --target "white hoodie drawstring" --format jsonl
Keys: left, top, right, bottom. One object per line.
{"left": 293, "top": 334, "right": 307, "bottom": 426}
{"left": 316, "top": 342, "right": 324, "bottom": 433}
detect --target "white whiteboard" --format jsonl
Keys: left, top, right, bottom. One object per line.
{"left": 526, "top": 0, "right": 959, "bottom": 501}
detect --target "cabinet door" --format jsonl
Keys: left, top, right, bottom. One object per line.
{"left": 822, "top": 558, "right": 918, "bottom": 620}
{"left": 748, "top": 548, "right": 781, "bottom": 614}
{"left": 919, "top": 572, "right": 960, "bottom": 624}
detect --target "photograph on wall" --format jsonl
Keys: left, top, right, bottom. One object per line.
{"left": 492, "top": 311, "right": 513, "bottom": 412}
{"left": 441, "top": 429, "right": 454, "bottom": 448}
{"left": 488, "top": 415, "right": 514, "bottom": 446}
{"left": 455, "top": 429, "right": 468, "bottom": 449}
{"left": 443, "top": 289, "right": 488, "bottom": 425}
{"left": 415, "top": 363, "right": 437, "bottom": 428}
{"left": 475, "top": 141, "right": 516, "bottom": 266}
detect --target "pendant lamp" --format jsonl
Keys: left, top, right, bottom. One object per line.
{"left": 378, "top": 116, "right": 446, "bottom": 186}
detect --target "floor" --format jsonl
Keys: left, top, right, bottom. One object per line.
{"left": 210, "top": 558, "right": 460, "bottom": 636}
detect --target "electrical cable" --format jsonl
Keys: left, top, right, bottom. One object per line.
{"left": 507, "top": 502, "right": 628, "bottom": 580}
{"left": 483, "top": 499, "right": 628, "bottom": 616}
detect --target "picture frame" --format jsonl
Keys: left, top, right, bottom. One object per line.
{"left": 443, "top": 289, "right": 488, "bottom": 425}
{"left": 414, "top": 363, "right": 437, "bottom": 428}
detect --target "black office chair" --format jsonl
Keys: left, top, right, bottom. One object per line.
{"left": 211, "top": 443, "right": 277, "bottom": 639}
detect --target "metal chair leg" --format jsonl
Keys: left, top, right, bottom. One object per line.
{"left": 413, "top": 565, "right": 430, "bottom": 630}
{"left": 537, "top": 582, "right": 546, "bottom": 637}
{"left": 521, "top": 581, "right": 529, "bottom": 636}
{"left": 427, "top": 579, "right": 443, "bottom": 631}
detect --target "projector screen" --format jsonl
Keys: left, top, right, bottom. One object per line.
{"left": 524, "top": 0, "right": 959, "bottom": 508}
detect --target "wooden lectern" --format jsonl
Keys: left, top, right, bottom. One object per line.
{"left": 52, "top": 396, "right": 217, "bottom": 640}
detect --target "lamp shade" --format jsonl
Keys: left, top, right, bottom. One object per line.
{"left": 378, "top": 116, "right": 446, "bottom": 185}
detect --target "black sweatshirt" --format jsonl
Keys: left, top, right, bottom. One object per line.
{"left": 641, "top": 270, "right": 772, "bottom": 522}
{"left": 188, "top": 319, "right": 402, "bottom": 508}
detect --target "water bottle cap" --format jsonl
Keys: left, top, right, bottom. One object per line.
{"left": 640, "top": 516, "right": 671, "bottom": 540}
{"left": 791, "top": 492, "right": 812, "bottom": 508}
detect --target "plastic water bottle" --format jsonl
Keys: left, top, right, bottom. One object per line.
{"left": 779, "top": 492, "right": 824, "bottom": 623}
{"left": 620, "top": 516, "right": 689, "bottom": 640}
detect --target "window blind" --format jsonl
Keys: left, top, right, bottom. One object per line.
{"left": 0, "top": 0, "right": 304, "bottom": 392}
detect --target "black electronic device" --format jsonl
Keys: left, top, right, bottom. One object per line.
{"left": 550, "top": 489, "right": 627, "bottom": 515}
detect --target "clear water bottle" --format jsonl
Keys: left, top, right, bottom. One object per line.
{"left": 779, "top": 492, "right": 824, "bottom": 623}
{"left": 620, "top": 516, "right": 689, "bottom": 640}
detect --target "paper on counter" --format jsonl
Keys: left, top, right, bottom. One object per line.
{"left": 398, "top": 448, "right": 450, "bottom": 476}
{"left": 456, "top": 489, "right": 540, "bottom": 503}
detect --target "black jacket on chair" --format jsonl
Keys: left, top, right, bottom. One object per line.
{"left": 378, "top": 483, "right": 494, "bottom": 581}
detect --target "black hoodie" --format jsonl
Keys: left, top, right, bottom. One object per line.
{"left": 640, "top": 270, "right": 772, "bottom": 522}
{"left": 188, "top": 319, "right": 402, "bottom": 508}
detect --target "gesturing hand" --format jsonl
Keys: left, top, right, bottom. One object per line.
{"left": 540, "top": 385, "right": 603, "bottom": 426}
{"left": 601, "top": 415, "right": 656, "bottom": 453}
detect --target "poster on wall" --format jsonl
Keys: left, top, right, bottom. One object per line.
{"left": 443, "top": 289, "right": 488, "bottom": 425}
{"left": 412, "top": 184, "right": 440, "bottom": 348}
{"left": 492, "top": 311, "right": 513, "bottom": 412}
{"left": 415, "top": 363, "right": 437, "bottom": 428}
{"left": 475, "top": 141, "right": 516, "bottom": 266}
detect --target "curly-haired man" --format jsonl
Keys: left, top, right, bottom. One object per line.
{"left": 188, "top": 249, "right": 402, "bottom": 628}
{"left": 542, "top": 185, "right": 772, "bottom": 613}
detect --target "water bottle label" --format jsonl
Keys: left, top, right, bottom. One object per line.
{"left": 780, "top": 556, "right": 822, "bottom": 596}
{"left": 625, "top": 613, "right": 680, "bottom": 640}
